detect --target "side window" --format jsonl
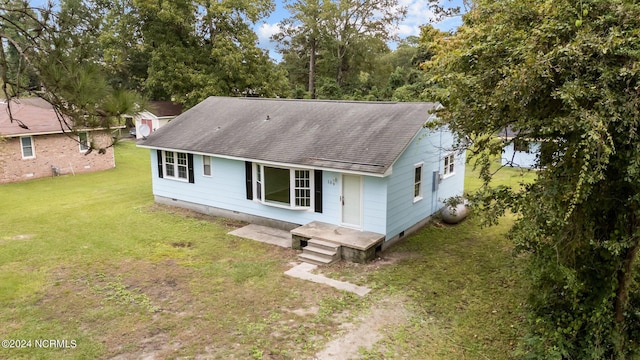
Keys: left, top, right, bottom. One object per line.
{"left": 413, "top": 163, "right": 423, "bottom": 201}
{"left": 203, "top": 156, "right": 212, "bottom": 176}
{"left": 161, "top": 151, "right": 193, "bottom": 182}
{"left": 176, "top": 153, "right": 188, "bottom": 179}
{"left": 78, "top": 132, "right": 90, "bottom": 152}
{"left": 164, "top": 151, "right": 176, "bottom": 177}
{"left": 443, "top": 153, "right": 455, "bottom": 177}
{"left": 20, "top": 136, "right": 35, "bottom": 158}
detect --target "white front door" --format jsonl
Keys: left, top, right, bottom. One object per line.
{"left": 341, "top": 174, "right": 362, "bottom": 227}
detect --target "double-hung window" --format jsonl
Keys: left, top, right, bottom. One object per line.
{"left": 254, "top": 164, "right": 312, "bottom": 209}
{"left": 413, "top": 163, "right": 423, "bottom": 202}
{"left": 203, "top": 156, "right": 212, "bottom": 176}
{"left": 165, "top": 151, "right": 176, "bottom": 177}
{"left": 163, "top": 151, "right": 188, "bottom": 181}
{"left": 443, "top": 153, "right": 455, "bottom": 177}
{"left": 176, "top": 153, "right": 188, "bottom": 179}
{"left": 20, "top": 136, "right": 34, "bottom": 159}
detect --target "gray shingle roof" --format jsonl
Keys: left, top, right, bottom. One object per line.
{"left": 139, "top": 97, "right": 440, "bottom": 175}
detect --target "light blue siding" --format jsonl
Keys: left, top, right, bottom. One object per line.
{"left": 150, "top": 151, "right": 343, "bottom": 228}
{"left": 362, "top": 176, "right": 388, "bottom": 235}
{"left": 501, "top": 142, "right": 541, "bottom": 169}
{"left": 385, "top": 127, "right": 466, "bottom": 240}
{"left": 148, "top": 124, "right": 466, "bottom": 239}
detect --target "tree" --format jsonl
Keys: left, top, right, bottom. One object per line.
{"left": 426, "top": 0, "right": 640, "bottom": 357}
{"left": 134, "top": 0, "right": 288, "bottom": 107}
{"left": 273, "top": 0, "right": 328, "bottom": 98}
{"left": 325, "top": 0, "right": 406, "bottom": 87}
{"left": 0, "top": 0, "right": 141, "bottom": 152}
{"left": 93, "top": 0, "right": 148, "bottom": 92}
{"left": 370, "top": 28, "right": 446, "bottom": 101}
{"left": 274, "top": 0, "right": 406, "bottom": 98}
{"left": 0, "top": 0, "right": 39, "bottom": 90}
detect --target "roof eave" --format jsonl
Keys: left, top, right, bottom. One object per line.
{"left": 386, "top": 107, "right": 443, "bottom": 173}
{"left": 137, "top": 143, "right": 389, "bottom": 177}
{"left": 2, "top": 126, "right": 123, "bottom": 138}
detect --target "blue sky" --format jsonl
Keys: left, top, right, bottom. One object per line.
{"left": 256, "top": 0, "right": 465, "bottom": 60}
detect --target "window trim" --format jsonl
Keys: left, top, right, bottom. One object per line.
{"left": 78, "top": 132, "right": 90, "bottom": 152}
{"left": 413, "top": 162, "right": 424, "bottom": 202}
{"left": 162, "top": 150, "right": 189, "bottom": 182}
{"left": 253, "top": 164, "right": 314, "bottom": 210}
{"left": 202, "top": 155, "right": 212, "bottom": 177}
{"left": 20, "top": 136, "right": 35, "bottom": 159}
{"left": 442, "top": 153, "right": 455, "bottom": 178}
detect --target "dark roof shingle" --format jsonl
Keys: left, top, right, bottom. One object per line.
{"left": 0, "top": 98, "right": 66, "bottom": 137}
{"left": 139, "top": 97, "right": 439, "bottom": 174}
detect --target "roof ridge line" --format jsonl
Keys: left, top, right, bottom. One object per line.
{"left": 237, "top": 97, "right": 399, "bottom": 105}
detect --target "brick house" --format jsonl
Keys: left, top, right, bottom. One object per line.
{"left": 0, "top": 98, "right": 118, "bottom": 184}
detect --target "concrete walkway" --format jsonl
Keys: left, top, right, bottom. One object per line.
{"left": 284, "top": 262, "right": 371, "bottom": 297}
{"left": 228, "top": 224, "right": 291, "bottom": 248}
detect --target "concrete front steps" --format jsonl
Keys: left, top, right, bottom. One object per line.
{"left": 298, "top": 238, "right": 341, "bottom": 265}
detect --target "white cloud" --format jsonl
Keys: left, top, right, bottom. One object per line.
{"left": 394, "top": 0, "right": 437, "bottom": 37}
{"left": 393, "top": 0, "right": 463, "bottom": 38}
{"left": 257, "top": 22, "right": 281, "bottom": 44}
{"left": 256, "top": 22, "right": 282, "bottom": 61}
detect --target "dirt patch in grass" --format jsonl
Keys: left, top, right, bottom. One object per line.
{"left": 370, "top": 251, "right": 421, "bottom": 266}
{"left": 315, "top": 296, "right": 409, "bottom": 360}
{"left": 37, "top": 255, "right": 375, "bottom": 359}
{"left": 287, "top": 305, "right": 320, "bottom": 317}
{"left": 11, "top": 234, "right": 36, "bottom": 240}
{"left": 43, "top": 258, "right": 262, "bottom": 358}
{"left": 0, "top": 234, "right": 36, "bottom": 245}
{"left": 42, "top": 259, "right": 197, "bottom": 357}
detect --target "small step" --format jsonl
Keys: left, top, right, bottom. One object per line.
{"left": 298, "top": 252, "right": 336, "bottom": 266}
{"left": 307, "top": 238, "right": 340, "bottom": 252}
{"left": 303, "top": 245, "right": 338, "bottom": 257}
{"left": 298, "top": 239, "right": 341, "bottom": 265}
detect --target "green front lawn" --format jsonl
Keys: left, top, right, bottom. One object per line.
{"left": 0, "top": 141, "right": 529, "bottom": 359}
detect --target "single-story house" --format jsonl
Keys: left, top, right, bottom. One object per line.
{"left": 138, "top": 97, "right": 465, "bottom": 262}
{"left": 500, "top": 127, "right": 541, "bottom": 169}
{"left": 0, "top": 98, "right": 118, "bottom": 184}
{"left": 129, "top": 101, "right": 182, "bottom": 139}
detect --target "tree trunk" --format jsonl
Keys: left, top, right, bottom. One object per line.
{"left": 336, "top": 44, "right": 346, "bottom": 87}
{"left": 308, "top": 38, "right": 316, "bottom": 99}
{"left": 615, "top": 237, "right": 640, "bottom": 324}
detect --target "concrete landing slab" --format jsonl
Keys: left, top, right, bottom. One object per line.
{"left": 284, "top": 262, "right": 371, "bottom": 297}
{"left": 228, "top": 224, "right": 291, "bottom": 248}
{"left": 291, "top": 221, "right": 384, "bottom": 250}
